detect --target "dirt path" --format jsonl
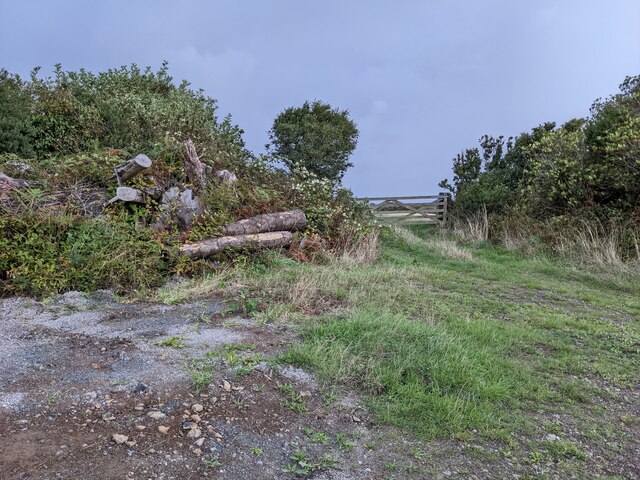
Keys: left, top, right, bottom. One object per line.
{"left": 0, "top": 292, "right": 433, "bottom": 480}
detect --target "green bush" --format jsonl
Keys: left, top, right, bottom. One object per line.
{"left": 440, "top": 74, "right": 640, "bottom": 260}
{"left": 0, "top": 63, "right": 248, "bottom": 163}
{"left": 0, "top": 70, "right": 35, "bottom": 158}
{"left": 0, "top": 213, "right": 175, "bottom": 297}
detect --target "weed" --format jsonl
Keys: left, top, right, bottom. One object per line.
{"left": 235, "top": 366, "right": 253, "bottom": 377}
{"left": 239, "top": 289, "right": 260, "bottom": 316}
{"left": 223, "top": 343, "right": 256, "bottom": 353}
{"left": 202, "top": 456, "right": 222, "bottom": 468}
{"left": 232, "top": 398, "right": 249, "bottom": 409}
{"left": 410, "top": 447, "right": 425, "bottom": 460}
{"left": 312, "top": 432, "right": 329, "bottom": 444}
{"left": 223, "top": 352, "right": 239, "bottom": 367}
{"left": 279, "top": 383, "right": 309, "bottom": 413}
{"left": 543, "top": 440, "right": 587, "bottom": 461}
{"left": 322, "top": 391, "right": 338, "bottom": 407}
{"left": 526, "top": 450, "right": 544, "bottom": 465}
{"left": 188, "top": 360, "right": 213, "bottom": 394}
{"left": 47, "top": 391, "right": 61, "bottom": 405}
{"left": 335, "top": 432, "right": 354, "bottom": 452}
{"left": 196, "top": 308, "right": 212, "bottom": 325}
{"left": 250, "top": 447, "right": 264, "bottom": 455}
{"left": 282, "top": 451, "right": 337, "bottom": 475}
{"left": 156, "top": 336, "right": 185, "bottom": 349}
{"left": 303, "top": 428, "right": 329, "bottom": 444}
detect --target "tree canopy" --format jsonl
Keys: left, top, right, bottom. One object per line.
{"left": 440, "top": 74, "right": 640, "bottom": 219}
{"left": 268, "top": 100, "right": 359, "bottom": 182}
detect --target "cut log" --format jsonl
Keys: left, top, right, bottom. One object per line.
{"left": 183, "top": 139, "right": 207, "bottom": 192}
{"left": 222, "top": 210, "right": 307, "bottom": 236}
{"left": 108, "top": 187, "right": 146, "bottom": 204}
{"left": 113, "top": 154, "right": 152, "bottom": 184}
{"left": 0, "top": 172, "right": 29, "bottom": 194}
{"left": 180, "top": 231, "right": 293, "bottom": 257}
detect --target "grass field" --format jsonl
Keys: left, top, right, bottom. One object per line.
{"left": 158, "top": 225, "right": 640, "bottom": 477}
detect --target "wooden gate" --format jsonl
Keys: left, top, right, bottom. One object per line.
{"left": 358, "top": 194, "right": 450, "bottom": 225}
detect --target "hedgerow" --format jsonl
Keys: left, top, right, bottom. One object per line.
{"left": 0, "top": 64, "right": 371, "bottom": 297}
{"left": 440, "top": 74, "right": 640, "bottom": 263}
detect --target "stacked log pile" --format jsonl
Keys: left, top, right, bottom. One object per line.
{"left": 2, "top": 138, "right": 306, "bottom": 257}
{"left": 180, "top": 210, "right": 307, "bottom": 257}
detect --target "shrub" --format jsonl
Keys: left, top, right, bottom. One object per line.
{"left": 291, "top": 166, "right": 373, "bottom": 245}
{"left": 440, "top": 74, "right": 640, "bottom": 262}
{"left": 0, "top": 70, "right": 35, "bottom": 158}
{"left": 0, "top": 62, "right": 248, "bottom": 163}
{"left": 0, "top": 212, "right": 175, "bottom": 297}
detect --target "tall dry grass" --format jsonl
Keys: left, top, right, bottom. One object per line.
{"left": 497, "top": 213, "right": 640, "bottom": 275}
{"left": 333, "top": 230, "right": 380, "bottom": 264}
{"left": 552, "top": 219, "right": 640, "bottom": 273}
{"left": 393, "top": 226, "right": 473, "bottom": 261}
{"left": 452, "top": 206, "right": 489, "bottom": 243}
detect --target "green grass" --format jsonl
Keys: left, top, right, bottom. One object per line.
{"left": 232, "top": 225, "right": 640, "bottom": 441}
{"left": 156, "top": 336, "right": 186, "bottom": 349}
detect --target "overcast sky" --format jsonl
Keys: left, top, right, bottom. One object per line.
{"left": 1, "top": 1, "right": 639, "bottom": 196}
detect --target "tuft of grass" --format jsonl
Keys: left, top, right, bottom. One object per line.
{"left": 282, "top": 451, "right": 338, "bottom": 475}
{"left": 335, "top": 432, "right": 355, "bottom": 452}
{"left": 156, "top": 336, "right": 186, "bottom": 349}
{"left": 278, "top": 383, "right": 309, "bottom": 413}
{"left": 303, "top": 428, "right": 329, "bottom": 444}
{"left": 543, "top": 440, "right": 588, "bottom": 461}
{"left": 188, "top": 359, "right": 213, "bottom": 394}
{"left": 452, "top": 206, "right": 489, "bottom": 243}
{"left": 393, "top": 226, "right": 473, "bottom": 260}
{"left": 223, "top": 343, "right": 256, "bottom": 353}
{"left": 554, "top": 219, "right": 640, "bottom": 274}
{"left": 154, "top": 274, "right": 227, "bottom": 305}
{"left": 333, "top": 230, "right": 380, "bottom": 264}
{"left": 202, "top": 456, "right": 222, "bottom": 468}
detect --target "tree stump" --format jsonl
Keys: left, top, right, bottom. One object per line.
{"left": 113, "top": 154, "right": 152, "bottom": 184}
{"left": 108, "top": 187, "right": 146, "bottom": 204}
{"left": 183, "top": 139, "right": 207, "bottom": 192}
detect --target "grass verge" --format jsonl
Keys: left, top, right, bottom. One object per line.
{"left": 164, "top": 225, "right": 640, "bottom": 446}
{"left": 255, "top": 226, "right": 638, "bottom": 438}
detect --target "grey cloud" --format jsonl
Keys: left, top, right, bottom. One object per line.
{"left": 1, "top": 0, "right": 639, "bottom": 195}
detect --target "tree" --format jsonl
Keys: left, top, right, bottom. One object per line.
{"left": 267, "top": 100, "right": 358, "bottom": 182}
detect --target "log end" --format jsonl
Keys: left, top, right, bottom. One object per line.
{"left": 134, "top": 154, "right": 153, "bottom": 168}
